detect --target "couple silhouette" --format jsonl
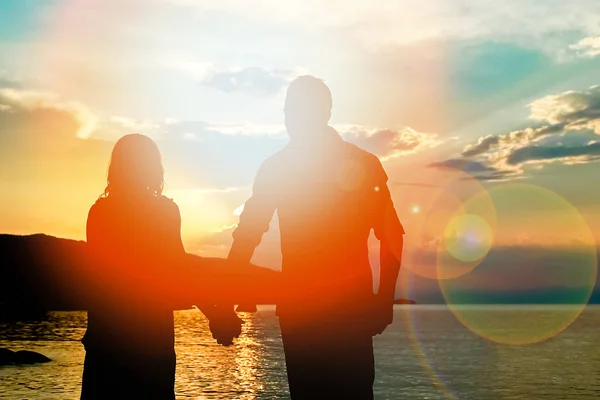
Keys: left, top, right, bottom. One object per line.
{"left": 79, "top": 76, "right": 405, "bottom": 400}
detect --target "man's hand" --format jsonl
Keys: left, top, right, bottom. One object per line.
{"left": 369, "top": 298, "right": 394, "bottom": 336}
{"left": 205, "top": 305, "right": 244, "bottom": 346}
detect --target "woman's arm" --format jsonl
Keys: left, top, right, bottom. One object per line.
{"left": 150, "top": 199, "right": 195, "bottom": 310}
{"left": 83, "top": 201, "right": 117, "bottom": 308}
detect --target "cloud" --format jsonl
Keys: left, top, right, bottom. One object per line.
{"left": 337, "top": 125, "right": 441, "bottom": 160}
{"left": 202, "top": 121, "right": 285, "bottom": 136}
{"left": 506, "top": 141, "right": 600, "bottom": 166}
{"left": 439, "top": 85, "right": 600, "bottom": 179}
{"left": 0, "top": 70, "right": 22, "bottom": 87}
{"left": 171, "top": 61, "right": 302, "bottom": 96}
{"left": 96, "top": 120, "right": 440, "bottom": 190}
{"left": 461, "top": 135, "right": 500, "bottom": 158}
{"left": 529, "top": 85, "right": 600, "bottom": 134}
{"left": 167, "top": 0, "right": 600, "bottom": 53}
{"left": 98, "top": 116, "right": 168, "bottom": 140}
{"left": 569, "top": 36, "right": 600, "bottom": 58}
{"left": 482, "top": 127, "right": 599, "bottom": 175}
{"left": 0, "top": 87, "right": 114, "bottom": 238}
{"left": 95, "top": 117, "right": 441, "bottom": 161}
{"left": 157, "top": 121, "right": 287, "bottom": 189}
{"left": 0, "top": 84, "right": 439, "bottom": 193}
{"left": 428, "top": 159, "right": 515, "bottom": 181}
{"left": 202, "top": 67, "right": 298, "bottom": 95}
{"left": 0, "top": 87, "right": 111, "bottom": 174}
{"left": 428, "top": 159, "right": 496, "bottom": 173}
{"left": 131, "top": 121, "right": 442, "bottom": 191}
{"left": 157, "top": 123, "right": 441, "bottom": 188}
{"left": 0, "top": 88, "right": 98, "bottom": 139}
{"left": 98, "top": 118, "right": 287, "bottom": 142}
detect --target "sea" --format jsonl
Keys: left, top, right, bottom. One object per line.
{"left": 1, "top": 305, "right": 600, "bottom": 399}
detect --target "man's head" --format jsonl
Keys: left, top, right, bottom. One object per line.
{"left": 284, "top": 75, "right": 332, "bottom": 141}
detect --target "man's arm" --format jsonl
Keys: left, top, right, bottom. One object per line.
{"left": 375, "top": 182, "right": 404, "bottom": 303}
{"left": 228, "top": 162, "right": 278, "bottom": 265}
{"left": 371, "top": 160, "right": 405, "bottom": 333}
{"left": 378, "top": 236, "right": 403, "bottom": 303}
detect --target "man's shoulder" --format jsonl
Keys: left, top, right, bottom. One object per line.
{"left": 257, "top": 144, "right": 294, "bottom": 174}
{"left": 341, "top": 140, "right": 379, "bottom": 162}
{"left": 340, "top": 140, "right": 385, "bottom": 174}
{"left": 262, "top": 147, "right": 288, "bottom": 167}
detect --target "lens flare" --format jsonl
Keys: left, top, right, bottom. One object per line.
{"left": 444, "top": 214, "right": 493, "bottom": 263}
{"left": 440, "top": 183, "right": 597, "bottom": 345}
{"left": 397, "top": 272, "right": 459, "bottom": 399}
{"left": 398, "top": 273, "right": 498, "bottom": 400}
{"left": 403, "top": 167, "right": 496, "bottom": 280}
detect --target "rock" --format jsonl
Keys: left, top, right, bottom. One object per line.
{"left": 0, "top": 348, "right": 51, "bottom": 365}
{"left": 14, "top": 350, "right": 51, "bottom": 364}
{"left": 0, "top": 348, "right": 16, "bottom": 365}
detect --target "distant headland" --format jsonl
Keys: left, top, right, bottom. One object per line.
{"left": 394, "top": 299, "right": 417, "bottom": 305}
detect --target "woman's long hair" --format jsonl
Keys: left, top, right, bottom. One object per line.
{"left": 103, "top": 134, "right": 164, "bottom": 198}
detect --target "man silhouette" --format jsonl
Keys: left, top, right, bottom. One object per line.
{"left": 228, "top": 76, "right": 404, "bottom": 399}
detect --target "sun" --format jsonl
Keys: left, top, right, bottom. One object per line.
{"left": 411, "top": 205, "right": 420, "bottom": 214}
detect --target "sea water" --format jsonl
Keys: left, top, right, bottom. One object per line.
{"left": 1, "top": 306, "right": 600, "bottom": 399}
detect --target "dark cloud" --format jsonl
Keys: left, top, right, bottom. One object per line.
{"left": 535, "top": 123, "right": 568, "bottom": 136}
{"left": 428, "top": 159, "right": 496, "bottom": 173}
{"left": 461, "top": 135, "right": 500, "bottom": 157}
{"left": 428, "top": 159, "right": 516, "bottom": 181}
{"left": 506, "top": 142, "right": 600, "bottom": 165}
{"left": 461, "top": 124, "right": 567, "bottom": 159}
{"left": 202, "top": 67, "right": 296, "bottom": 96}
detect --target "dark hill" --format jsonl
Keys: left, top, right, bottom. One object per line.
{"left": 0, "top": 234, "right": 283, "bottom": 314}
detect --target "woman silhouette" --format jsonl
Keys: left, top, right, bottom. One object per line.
{"left": 80, "top": 134, "right": 186, "bottom": 399}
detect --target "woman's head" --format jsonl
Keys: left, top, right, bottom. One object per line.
{"left": 104, "top": 134, "right": 164, "bottom": 198}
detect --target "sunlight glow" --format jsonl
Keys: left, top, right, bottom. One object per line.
{"left": 233, "top": 204, "right": 245, "bottom": 216}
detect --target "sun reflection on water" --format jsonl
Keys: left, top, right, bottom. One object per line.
{"left": 232, "top": 314, "right": 263, "bottom": 398}
{"left": 173, "top": 308, "right": 287, "bottom": 399}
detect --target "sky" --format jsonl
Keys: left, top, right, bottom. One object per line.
{"left": 1, "top": 0, "right": 600, "bottom": 301}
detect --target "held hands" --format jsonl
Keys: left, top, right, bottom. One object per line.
{"left": 205, "top": 304, "right": 244, "bottom": 346}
